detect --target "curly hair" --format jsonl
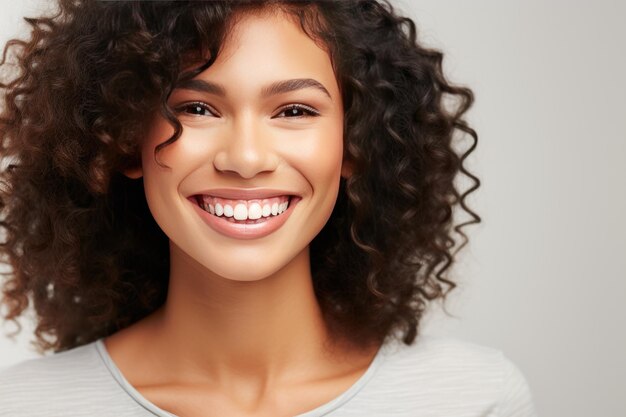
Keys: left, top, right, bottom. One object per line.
{"left": 0, "top": 0, "right": 480, "bottom": 354}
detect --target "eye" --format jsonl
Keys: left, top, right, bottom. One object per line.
{"left": 176, "top": 102, "right": 218, "bottom": 117}
{"left": 274, "top": 104, "right": 320, "bottom": 118}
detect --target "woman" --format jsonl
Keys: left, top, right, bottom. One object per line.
{"left": 0, "top": 0, "right": 536, "bottom": 416}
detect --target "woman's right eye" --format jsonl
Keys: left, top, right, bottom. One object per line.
{"left": 177, "top": 102, "right": 218, "bottom": 117}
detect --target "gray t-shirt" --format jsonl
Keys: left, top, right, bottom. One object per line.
{"left": 0, "top": 334, "right": 537, "bottom": 416}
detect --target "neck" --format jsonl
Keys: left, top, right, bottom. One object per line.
{"left": 142, "top": 241, "right": 338, "bottom": 388}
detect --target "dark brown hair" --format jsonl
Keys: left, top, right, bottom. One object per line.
{"left": 0, "top": 0, "right": 480, "bottom": 353}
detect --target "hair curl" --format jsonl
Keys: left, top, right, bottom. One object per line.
{"left": 0, "top": 0, "right": 480, "bottom": 353}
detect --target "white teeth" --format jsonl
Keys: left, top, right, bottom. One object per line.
{"left": 248, "top": 203, "right": 262, "bottom": 220}
{"left": 233, "top": 203, "right": 247, "bottom": 220}
{"left": 202, "top": 197, "right": 292, "bottom": 219}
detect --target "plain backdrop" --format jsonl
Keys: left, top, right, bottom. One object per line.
{"left": 1, "top": 1, "right": 625, "bottom": 416}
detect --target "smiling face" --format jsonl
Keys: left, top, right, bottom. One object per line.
{"left": 133, "top": 10, "right": 346, "bottom": 282}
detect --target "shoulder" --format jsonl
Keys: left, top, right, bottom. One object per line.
{"left": 0, "top": 342, "right": 95, "bottom": 395}
{"left": 0, "top": 340, "right": 146, "bottom": 416}
{"left": 387, "top": 334, "right": 523, "bottom": 374}
{"left": 366, "top": 334, "right": 538, "bottom": 416}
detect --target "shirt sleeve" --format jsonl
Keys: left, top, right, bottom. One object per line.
{"left": 493, "top": 352, "right": 539, "bottom": 417}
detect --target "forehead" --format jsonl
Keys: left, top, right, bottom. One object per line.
{"left": 186, "top": 10, "right": 338, "bottom": 98}
{"left": 223, "top": 5, "right": 329, "bottom": 54}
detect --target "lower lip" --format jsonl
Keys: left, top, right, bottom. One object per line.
{"left": 189, "top": 196, "right": 300, "bottom": 240}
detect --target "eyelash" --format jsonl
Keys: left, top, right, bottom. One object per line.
{"left": 175, "top": 102, "right": 320, "bottom": 118}
{"left": 177, "top": 102, "right": 217, "bottom": 117}
{"left": 275, "top": 104, "right": 320, "bottom": 118}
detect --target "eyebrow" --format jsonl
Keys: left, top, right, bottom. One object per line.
{"left": 175, "top": 78, "right": 332, "bottom": 100}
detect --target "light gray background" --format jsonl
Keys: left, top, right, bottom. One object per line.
{"left": 1, "top": 1, "right": 625, "bottom": 416}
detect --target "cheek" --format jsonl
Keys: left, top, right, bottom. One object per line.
{"left": 139, "top": 122, "right": 191, "bottom": 228}
{"left": 294, "top": 125, "right": 342, "bottom": 173}
{"left": 291, "top": 122, "right": 344, "bottom": 208}
{"left": 142, "top": 120, "right": 201, "bottom": 170}
{"left": 316, "top": 122, "right": 344, "bottom": 180}
{"left": 140, "top": 121, "right": 216, "bottom": 196}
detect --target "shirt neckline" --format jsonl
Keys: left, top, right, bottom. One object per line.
{"left": 94, "top": 337, "right": 393, "bottom": 417}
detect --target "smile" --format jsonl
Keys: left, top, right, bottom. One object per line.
{"left": 190, "top": 194, "right": 300, "bottom": 239}
{"left": 195, "top": 195, "right": 291, "bottom": 223}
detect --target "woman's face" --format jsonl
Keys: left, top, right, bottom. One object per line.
{"left": 136, "top": 11, "right": 346, "bottom": 282}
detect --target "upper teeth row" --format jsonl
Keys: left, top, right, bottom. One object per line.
{"left": 204, "top": 201, "right": 289, "bottom": 220}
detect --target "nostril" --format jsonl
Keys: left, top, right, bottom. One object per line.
{"left": 212, "top": 146, "right": 281, "bottom": 179}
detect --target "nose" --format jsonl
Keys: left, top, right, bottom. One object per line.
{"left": 212, "top": 115, "right": 280, "bottom": 179}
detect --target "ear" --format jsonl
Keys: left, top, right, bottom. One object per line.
{"left": 121, "top": 165, "right": 143, "bottom": 179}
{"left": 340, "top": 158, "right": 354, "bottom": 179}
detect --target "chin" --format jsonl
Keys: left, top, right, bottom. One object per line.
{"left": 206, "top": 259, "right": 290, "bottom": 283}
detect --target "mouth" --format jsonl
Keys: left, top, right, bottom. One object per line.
{"left": 191, "top": 194, "right": 297, "bottom": 224}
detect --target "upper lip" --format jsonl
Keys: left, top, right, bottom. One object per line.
{"left": 192, "top": 188, "right": 300, "bottom": 200}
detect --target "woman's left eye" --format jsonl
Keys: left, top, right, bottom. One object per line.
{"left": 274, "top": 104, "right": 320, "bottom": 118}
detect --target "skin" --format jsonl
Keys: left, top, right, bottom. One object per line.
{"left": 105, "top": 10, "right": 379, "bottom": 417}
